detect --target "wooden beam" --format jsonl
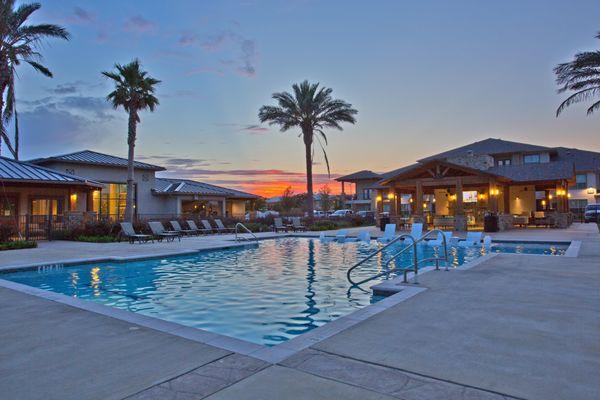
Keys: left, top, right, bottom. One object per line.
{"left": 455, "top": 178, "right": 464, "bottom": 216}
{"left": 414, "top": 181, "right": 423, "bottom": 215}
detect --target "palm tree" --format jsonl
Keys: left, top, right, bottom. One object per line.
{"left": 258, "top": 80, "right": 357, "bottom": 220}
{"left": 103, "top": 59, "right": 160, "bottom": 222}
{"left": 0, "top": 0, "right": 70, "bottom": 157}
{"left": 555, "top": 32, "right": 600, "bottom": 116}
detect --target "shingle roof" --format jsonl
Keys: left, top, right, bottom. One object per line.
{"left": 379, "top": 163, "right": 422, "bottom": 181}
{"left": 154, "top": 178, "right": 260, "bottom": 199}
{"left": 555, "top": 147, "right": 600, "bottom": 172}
{"left": 488, "top": 161, "right": 574, "bottom": 182}
{"left": 418, "top": 138, "right": 551, "bottom": 163}
{"left": 28, "top": 150, "right": 165, "bottom": 171}
{"left": 0, "top": 156, "right": 102, "bottom": 187}
{"left": 336, "top": 170, "right": 381, "bottom": 182}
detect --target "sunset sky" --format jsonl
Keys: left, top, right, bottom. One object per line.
{"left": 13, "top": 0, "right": 600, "bottom": 198}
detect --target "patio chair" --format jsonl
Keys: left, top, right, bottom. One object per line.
{"left": 291, "top": 217, "right": 307, "bottom": 232}
{"left": 120, "top": 222, "right": 153, "bottom": 244}
{"left": 148, "top": 221, "right": 181, "bottom": 242}
{"left": 214, "top": 219, "right": 235, "bottom": 234}
{"left": 201, "top": 219, "right": 217, "bottom": 234}
{"left": 273, "top": 217, "right": 288, "bottom": 233}
{"left": 170, "top": 220, "right": 198, "bottom": 236}
{"left": 427, "top": 231, "right": 452, "bottom": 247}
{"left": 187, "top": 220, "right": 212, "bottom": 235}
{"left": 377, "top": 224, "right": 397, "bottom": 243}
{"left": 458, "top": 231, "right": 482, "bottom": 247}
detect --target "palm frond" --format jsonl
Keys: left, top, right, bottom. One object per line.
{"left": 25, "top": 60, "right": 52, "bottom": 77}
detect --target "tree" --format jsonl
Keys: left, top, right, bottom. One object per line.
{"left": 280, "top": 186, "right": 296, "bottom": 213}
{"left": 319, "top": 185, "right": 332, "bottom": 212}
{"left": 0, "top": 0, "right": 69, "bottom": 157}
{"left": 103, "top": 59, "right": 160, "bottom": 222}
{"left": 258, "top": 80, "right": 357, "bottom": 221}
{"left": 555, "top": 32, "right": 600, "bottom": 116}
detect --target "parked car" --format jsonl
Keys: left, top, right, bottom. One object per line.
{"left": 330, "top": 209, "right": 353, "bottom": 217}
{"left": 357, "top": 210, "right": 375, "bottom": 218}
{"left": 584, "top": 204, "right": 600, "bottom": 223}
{"left": 313, "top": 210, "right": 327, "bottom": 218}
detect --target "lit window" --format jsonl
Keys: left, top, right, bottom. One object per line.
{"left": 575, "top": 174, "right": 587, "bottom": 190}
{"left": 497, "top": 159, "right": 511, "bottom": 166}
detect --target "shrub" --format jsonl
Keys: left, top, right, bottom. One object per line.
{"left": 241, "top": 222, "right": 272, "bottom": 233}
{"left": 308, "top": 220, "right": 339, "bottom": 231}
{"left": 0, "top": 240, "right": 37, "bottom": 251}
{"left": 75, "top": 235, "right": 117, "bottom": 243}
{"left": 0, "top": 221, "right": 17, "bottom": 242}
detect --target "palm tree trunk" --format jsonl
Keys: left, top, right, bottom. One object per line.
{"left": 0, "top": 94, "right": 3, "bottom": 157}
{"left": 125, "top": 110, "right": 137, "bottom": 223}
{"left": 303, "top": 130, "right": 314, "bottom": 222}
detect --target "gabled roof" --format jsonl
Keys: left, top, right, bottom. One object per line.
{"left": 488, "top": 161, "right": 575, "bottom": 182}
{"left": 28, "top": 150, "right": 165, "bottom": 171}
{"left": 336, "top": 170, "right": 381, "bottom": 182}
{"left": 379, "top": 160, "right": 504, "bottom": 185}
{"left": 154, "top": 178, "right": 260, "bottom": 199}
{"left": 418, "top": 138, "right": 551, "bottom": 163}
{"left": 555, "top": 147, "right": 600, "bottom": 172}
{"left": 0, "top": 156, "right": 102, "bottom": 187}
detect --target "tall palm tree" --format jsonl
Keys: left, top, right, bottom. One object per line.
{"left": 258, "top": 80, "right": 357, "bottom": 220}
{"left": 0, "top": 0, "right": 69, "bottom": 157}
{"left": 555, "top": 32, "right": 600, "bottom": 116}
{"left": 103, "top": 59, "right": 160, "bottom": 222}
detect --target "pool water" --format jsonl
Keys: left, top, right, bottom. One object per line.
{"left": 0, "top": 237, "right": 568, "bottom": 346}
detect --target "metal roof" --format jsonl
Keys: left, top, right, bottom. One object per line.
{"left": 0, "top": 156, "right": 102, "bottom": 187}
{"left": 418, "top": 138, "right": 552, "bottom": 163}
{"left": 335, "top": 170, "right": 381, "bottom": 182}
{"left": 28, "top": 150, "right": 165, "bottom": 171}
{"left": 488, "top": 161, "right": 575, "bottom": 182}
{"left": 154, "top": 178, "right": 260, "bottom": 199}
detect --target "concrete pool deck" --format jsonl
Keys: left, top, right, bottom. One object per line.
{"left": 0, "top": 224, "right": 598, "bottom": 399}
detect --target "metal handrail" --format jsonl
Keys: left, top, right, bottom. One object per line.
{"left": 234, "top": 222, "right": 258, "bottom": 242}
{"left": 347, "top": 229, "right": 450, "bottom": 287}
{"left": 346, "top": 233, "right": 416, "bottom": 286}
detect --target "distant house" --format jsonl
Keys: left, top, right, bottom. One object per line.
{"left": 337, "top": 138, "right": 600, "bottom": 229}
{"left": 335, "top": 170, "right": 381, "bottom": 212}
{"left": 0, "top": 150, "right": 259, "bottom": 224}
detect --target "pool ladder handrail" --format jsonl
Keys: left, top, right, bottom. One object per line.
{"left": 346, "top": 229, "right": 449, "bottom": 287}
{"left": 234, "top": 222, "right": 258, "bottom": 242}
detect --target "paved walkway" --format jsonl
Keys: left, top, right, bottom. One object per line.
{"left": 0, "top": 224, "right": 598, "bottom": 399}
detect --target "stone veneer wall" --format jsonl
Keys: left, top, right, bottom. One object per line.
{"left": 498, "top": 214, "right": 514, "bottom": 231}
{"left": 446, "top": 154, "right": 494, "bottom": 170}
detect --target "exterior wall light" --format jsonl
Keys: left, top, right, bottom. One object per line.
{"left": 387, "top": 193, "right": 395, "bottom": 200}
{"left": 567, "top": 193, "right": 572, "bottom": 198}
{"left": 587, "top": 187, "right": 596, "bottom": 194}
{"left": 376, "top": 195, "right": 382, "bottom": 202}
{"left": 541, "top": 200, "right": 546, "bottom": 206}
{"left": 422, "top": 202, "right": 427, "bottom": 209}
{"left": 409, "top": 198, "right": 414, "bottom": 203}
{"left": 548, "top": 194, "right": 553, "bottom": 200}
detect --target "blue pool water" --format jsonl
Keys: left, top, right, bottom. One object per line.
{"left": 1, "top": 238, "right": 568, "bottom": 346}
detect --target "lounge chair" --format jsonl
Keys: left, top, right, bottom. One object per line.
{"left": 427, "top": 231, "right": 452, "bottom": 247}
{"left": 273, "top": 217, "right": 288, "bottom": 233}
{"left": 170, "top": 220, "right": 198, "bottom": 236}
{"left": 291, "top": 217, "right": 307, "bottom": 232}
{"left": 377, "top": 224, "right": 397, "bottom": 244}
{"left": 407, "top": 223, "right": 423, "bottom": 242}
{"left": 319, "top": 232, "right": 335, "bottom": 243}
{"left": 458, "top": 231, "right": 482, "bottom": 247}
{"left": 215, "top": 219, "right": 235, "bottom": 234}
{"left": 335, "top": 229, "right": 348, "bottom": 242}
{"left": 120, "top": 222, "right": 153, "bottom": 244}
{"left": 187, "top": 220, "right": 212, "bottom": 235}
{"left": 201, "top": 219, "right": 217, "bottom": 234}
{"left": 148, "top": 221, "right": 181, "bottom": 242}
{"left": 357, "top": 230, "right": 371, "bottom": 243}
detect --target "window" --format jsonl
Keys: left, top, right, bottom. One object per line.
{"left": 0, "top": 196, "right": 17, "bottom": 217}
{"left": 362, "top": 189, "right": 371, "bottom": 200}
{"left": 93, "top": 183, "right": 136, "bottom": 219}
{"left": 523, "top": 154, "right": 540, "bottom": 164}
{"left": 497, "top": 158, "right": 511, "bottom": 166}
{"left": 30, "top": 198, "right": 65, "bottom": 216}
{"left": 575, "top": 174, "right": 587, "bottom": 190}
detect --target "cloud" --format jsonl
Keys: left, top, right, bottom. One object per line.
{"left": 73, "top": 7, "right": 94, "bottom": 23}
{"left": 186, "top": 66, "right": 225, "bottom": 77}
{"left": 21, "top": 95, "right": 118, "bottom": 122}
{"left": 240, "top": 124, "right": 268, "bottom": 134}
{"left": 45, "top": 80, "right": 103, "bottom": 95}
{"left": 236, "top": 39, "right": 257, "bottom": 77}
{"left": 124, "top": 15, "right": 156, "bottom": 34}
{"left": 178, "top": 32, "right": 198, "bottom": 46}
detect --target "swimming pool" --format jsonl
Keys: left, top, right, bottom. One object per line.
{"left": 0, "top": 237, "right": 568, "bottom": 346}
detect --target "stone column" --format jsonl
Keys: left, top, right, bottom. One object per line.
{"left": 454, "top": 178, "right": 467, "bottom": 231}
